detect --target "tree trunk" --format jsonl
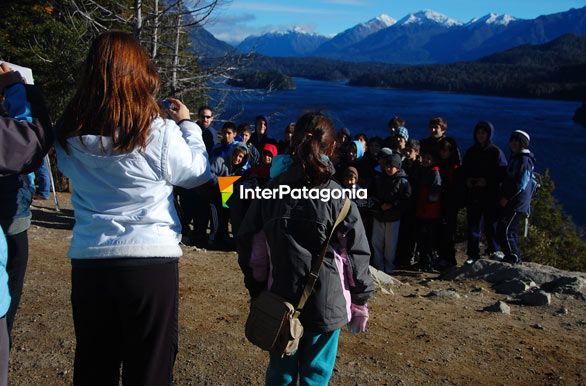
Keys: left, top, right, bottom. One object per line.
{"left": 171, "top": 1, "right": 183, "bottom": 95}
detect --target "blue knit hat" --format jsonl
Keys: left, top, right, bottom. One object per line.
{"left": 396, "top": 126, "right": 409, "bottom": 141}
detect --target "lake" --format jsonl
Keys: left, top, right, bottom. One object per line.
{"left": 210, "top": 77, "right": 586, "bottom": 226}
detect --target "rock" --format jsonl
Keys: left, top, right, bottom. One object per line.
{"left": 442, "top": 259, "right": 586, "bottom": 298}
{"left": 369, "top": 266, "right": 401, "bottom": 295}
{"left": 531, "top": 323, "right": 545, "bottom": 330}
{"left": 493, "top": 279, "right": 535, "bottom": 295}
{"left": 556, "top": 307, "right": 569, "bottom": 316}
{"left": 369, "top": 266, "right": 402, "bottom": 286}
{"left": 518, "top": 288, "right": 552, "bottom": 306}
{"left": 541, "top": 277, "right": 586, "bottom": 299}
{"left": 426, "top": 289, "right": 461, "bottom": 299}
{"left": 483, "top": 301, "right": 511, "bottom": 315}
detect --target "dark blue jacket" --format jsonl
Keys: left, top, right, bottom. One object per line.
{"left": 371, "top": 170, "right": 411, "bottom": 222}
{"left": 501, "top": 150, "right": 536, "bottom": 214}
{"left": 462, "top": 122, "right": 507, "bottom": 205}
{"left": 0, "top": 84, "right": 52, "bottom": 235}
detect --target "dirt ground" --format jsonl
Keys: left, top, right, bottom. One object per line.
{"left": 7, "top": 193, "right": 586, "bottom": 385}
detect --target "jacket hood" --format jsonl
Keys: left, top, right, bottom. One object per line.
{"left": 353, "top": 140, "right": 365, "bottom": 160}
{"left": 227, "top": 141, "right": 249, "bottom": 164}
{"left": 65, "top": 135, "right": 136, "bottom": 169}
{"left": 474, "top": 120, "right": 494, "bottom": 145}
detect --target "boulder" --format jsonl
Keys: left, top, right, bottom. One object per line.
{"left": 493, "top": 279, "right": 535, "bottom": 295}
{"left": 541, "top": 277, "right": 586, "bottom": 299}
{"left": 442, "top": 259, "right": 586, "bottom": 300}
{"left": 518, "top": 288, "right": 552, "bottom": 306}
{"left": 369, "top": 266, "right": 402, "bottom": 294}
{"left": 483, "top": 301, "right": 511, "bottom": 315}
{"left": 425, "top": 289, "right": 461, "bottom": 299}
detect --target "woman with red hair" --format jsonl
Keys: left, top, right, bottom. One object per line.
{"left": 56, "top": 31, "right": 210, "bottom": 385}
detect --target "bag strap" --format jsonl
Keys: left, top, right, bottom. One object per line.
{"left": 294, "top": 198, "right": 351, "bottom": 317}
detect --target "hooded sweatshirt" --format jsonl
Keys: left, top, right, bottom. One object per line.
{"left": 211, "top": 141, "right": 250, "bottom": 179}
{"left": 461, "top": 121, "right": 507, "bottom": 205}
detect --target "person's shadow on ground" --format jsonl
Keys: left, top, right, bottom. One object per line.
{"left": 31, "top": 207, "right": 75, "bottom": 230}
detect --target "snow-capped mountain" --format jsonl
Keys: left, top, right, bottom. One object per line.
{"left": 396, "top": 9, "right": 461, "bottom": 27}
{"left": 313, "top": 14, "right": 396, "bottom": 56}
{"left": 237, "top": 28, "right": 329, "bottom": 57}
{"left": 466, "top": 13, "right": 517, "bottom": 27}
{"left": 207, "top": 6, "right": 586, "bottom": 63}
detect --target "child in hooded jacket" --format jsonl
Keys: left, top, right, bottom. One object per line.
{"left": 370, "top": 154, "right": 411, "bottom": 273}
{"left": 415, "top": 152, "right": 442, "bottom": 271}
{"left": 238, "top": 112, "right": 374, "bottom": 386}
{"left": 497, "top": 130, "right": 536, "bottom": 265}
{"left": 209, "top": 143, "right": 249, "bottom": 250}
{"left": 461, "top": 121, "right": 507, "bottom": 263}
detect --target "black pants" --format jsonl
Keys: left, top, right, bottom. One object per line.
{"left": 466, "top": 203, "right": 500, "bottom": 258}
{"left": 71, "top": 259, "right": 179, "bottom": 386}
{"left": 416, "top": 219, "right": 439, "bottom": 270}
{"left": 396, "top": 210, "right": 416, "bottom": 267}
{"left": 4, "top": 230, "right": 28, "bottom": 344}
{"left": 438, "top": 207, "right": 458, "bottom": 266}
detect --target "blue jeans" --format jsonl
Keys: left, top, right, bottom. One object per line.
{"left": 265, "top": 329, "right": 340, "bottom": 386}
{"left": 34, "top": 159, "right": 50, "bottom": 199}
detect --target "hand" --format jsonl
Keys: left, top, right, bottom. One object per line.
{"left": 348, "top": 303, "right": 369, "bottom": 334}
{"left": 499, "top": 197, "right": 508, "bottom": 207}
{"left": 0, "top": 63, "right": 24, "bottom": 93}
{"left": 165, "top": 97, "right": 190, "bottom": 122}
{"left": 381, "top": 203, "right": 393, "bottom": 211}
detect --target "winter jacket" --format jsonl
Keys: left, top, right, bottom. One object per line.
{"left": 0, "top": 103, "right": 53, "bottom": 317}
{"left": 210, "top": 142, "right": 249, "bottom": 179}
{"left": 55, "top": 117, "right": 210, "bottom": 259}
{"left": 500, "top": 149, "right": 536, "bottom": 214}
{"left": 237, "top": 162, "right": 374, "bottom": 333}
{"left": 415, "top": 166, "right": 442, "bottom": 220}
{"left": 210, "top": 140, "right": 238, "bottom": 161}
{"left": 0, "top": 84, "right": 53, "bottom": 235}
{"left": 420, "top": 135, "right": 461, "bottom": 164}
{"left": 461, "top": 122, "right": 507, "bottom": 206}
{"left": 372, "top": 170, "right": 411, "bottom": 222}
{"left": 196, "top": 121, "right": 216, "bottom": 155}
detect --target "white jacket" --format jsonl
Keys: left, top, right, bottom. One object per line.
{"left": 56, "top": 117, "right": 211, "bottom": 259}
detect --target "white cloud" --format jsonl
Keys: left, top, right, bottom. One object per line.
{"left": 207, "top": 10, "right": 320, "bottom": 44}
{"left": 230, "top": 1, "right": 347, "bottom": 15}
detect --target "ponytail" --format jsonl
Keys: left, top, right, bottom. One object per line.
{"left": 291, "top": 112, "right": 335, "bottom": 187}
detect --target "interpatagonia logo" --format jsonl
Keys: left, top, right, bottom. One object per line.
{"left": 218, "top": 176, "right": 241, "bottom": 208}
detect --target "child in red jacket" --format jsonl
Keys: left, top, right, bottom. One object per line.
{"left": 415, "top": 152, "right": 442, "bottom": 271}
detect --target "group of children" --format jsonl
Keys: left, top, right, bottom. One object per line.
{"left": 178, "top": 110, "right": 537, "bottom": 274}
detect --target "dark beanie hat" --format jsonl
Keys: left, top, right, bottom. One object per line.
{"left": 510, "top": 130, "right": 530, "bottom": 149}
{"left": 385, "top": 153, "right": 402, "bottom": 169}
{"left": 378, "top": 147, "right": 393, "bottom": 160}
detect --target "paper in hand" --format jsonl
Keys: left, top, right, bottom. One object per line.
{"left": 0, "top": 61, "right": 35, "bottom": 85}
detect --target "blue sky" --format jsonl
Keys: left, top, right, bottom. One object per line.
{"left": 206, "top": 0, "right": 586, "bottom": 44}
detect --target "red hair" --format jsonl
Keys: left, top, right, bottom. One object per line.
{"left": 58, "top": 30, "right": 160, "bottom": 153}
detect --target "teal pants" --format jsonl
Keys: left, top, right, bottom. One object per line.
{"left": 265, "top": 329, "right": 340, "bottom": 386}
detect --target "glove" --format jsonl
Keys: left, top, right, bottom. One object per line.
{"left": 348, "top": 303, "right": 369, "bottom": 334}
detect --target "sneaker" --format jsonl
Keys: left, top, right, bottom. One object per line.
{"left": 489, "top": 251, "right": 505, "bottom": 261}
{"left": 503, "top": 254, "right": 522, "bottom": 265}
{"left": 465, "top": 256, "right": 479, "bottom": 265}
